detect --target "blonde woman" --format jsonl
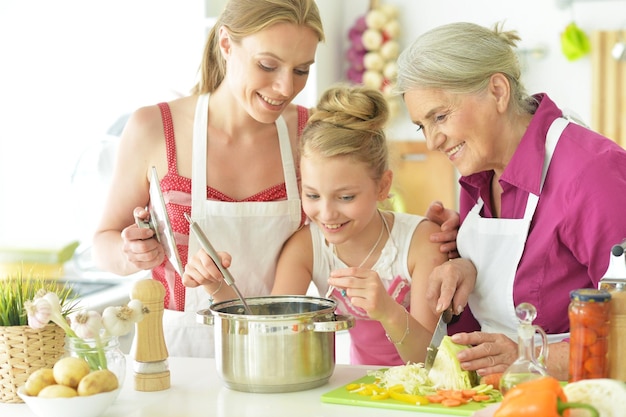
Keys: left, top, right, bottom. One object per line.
{"left": 92, "top": 0, "right": 324, "bottom": 357}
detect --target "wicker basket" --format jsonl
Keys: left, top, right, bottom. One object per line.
{"left": 0, "top": 323, "right": 66, "bottom": 403}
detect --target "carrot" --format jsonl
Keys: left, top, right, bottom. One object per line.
{"left": 472, "top": 394, "right": 492, "bottom": 402}
{"left": 426, "top": 394, "right": 445, "bottom": 403}
{"left": 479, "top": 372, "right": 504, "bottom": 390}
{"left": 439, "top": 390, "right": 464, "bottom": 401}
{"left": 461, "top": 389, "right": 477, "bottom": 399}
{"left": 441, "top": 398, "right": 463, "bottom": 407}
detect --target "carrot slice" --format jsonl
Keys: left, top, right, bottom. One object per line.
{"left": 461, "top": 389, "right": 477, "bottom": 398}
{"left": 441, "top": 398, "right": 463, "bottom": 407}
{"left": 472, "top": 394, "right": 492, "bottom": 402}
{"left": 426, "top": 394, "right": 445, "bottom": 403}
{"left": 479, "top": 372, "right": 504, "bottom": 390}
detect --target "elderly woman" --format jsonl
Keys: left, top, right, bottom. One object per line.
{"left": 395, "top": 21, "right": 626, "bottom": 380}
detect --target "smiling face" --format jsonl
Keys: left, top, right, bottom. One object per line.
{"left": 220, "top": 22, "right": 318, "bottom": 124}
{"left": 300, "top": 154, "right": 391, "bottom": 246}
{"left": 403, "top": 74, "right": 519, "bottom": 177}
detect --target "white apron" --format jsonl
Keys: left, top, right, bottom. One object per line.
{"left": 162, "top": 94, "right": 302, "bottom": 357}
{"left": 456, "top": 117, "right": 570, "bottom": 343}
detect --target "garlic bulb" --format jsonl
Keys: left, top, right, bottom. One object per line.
{"left": 71, "top": 310, "right": 103, "bottom": 339}
{"left": 102, "top": 299, "right": 147, "bottom": 337}
{"left": 346, "top": 1, "right": 401, "bottom": 120}
{"left": 24, "top": 297, "right": 52, "bottom": 329}
{"left": 362, "top": 29, "right": 383, "bottom": 51}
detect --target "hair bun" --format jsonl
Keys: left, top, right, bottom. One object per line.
{"left": 309, "top": 84, "right": 389, "bottom": 133}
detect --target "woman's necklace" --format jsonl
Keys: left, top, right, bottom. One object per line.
{"left": 333, "top": 210, "right": 386, "bottom": 268}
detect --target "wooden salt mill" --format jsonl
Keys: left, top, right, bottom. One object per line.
{"left": 131, "top": 279, "right": 170, "bottom": 391}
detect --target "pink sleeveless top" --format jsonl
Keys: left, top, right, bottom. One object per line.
{"left": 152, "top": 102, "right": 309, "bottom": 310}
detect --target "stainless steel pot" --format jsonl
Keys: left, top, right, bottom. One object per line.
{"left": 197, "top": 295, "right": 354, "bottom": 393}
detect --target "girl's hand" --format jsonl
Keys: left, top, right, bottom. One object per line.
{"left": 328, "top": 267, "right": 395, "bottom": 320}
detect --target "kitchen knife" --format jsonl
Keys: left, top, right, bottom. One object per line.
{"left": 424, "top": 307, "right": 454, "bottom": 371}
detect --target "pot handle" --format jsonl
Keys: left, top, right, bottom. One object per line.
{"left": 196, "top": 309, "right": 214, "bottom": 325}
{"left": 311, "top": 314, "right": 355, "bottom": 332}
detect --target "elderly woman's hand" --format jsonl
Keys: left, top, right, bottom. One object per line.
{"left": 425, "top": 201, "right": 460, "bottom": 258}
{"left": 426, "top": 258, "right": 476, "bottom": 315}
{"left": 451, "top": 331, "right": 518, "bottom": 377}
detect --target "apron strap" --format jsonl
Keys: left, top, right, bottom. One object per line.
{"left": 540, "top": 117, "right": 568, "bottom": 193}
{"left": 275, "top": 116, "right": 299, "bottom": 201}
{"left": 191, "top": 94, "right": 210, "bottom": 213}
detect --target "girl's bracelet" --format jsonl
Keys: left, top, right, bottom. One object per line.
{"left": 386, "top": 308, "right": 410, "bottom": 346}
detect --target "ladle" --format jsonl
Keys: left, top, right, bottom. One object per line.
{"left": 184, "top": 213, "right": 252, "bottom": 315}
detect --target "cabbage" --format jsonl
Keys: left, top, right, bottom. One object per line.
{"left": 564, "top": 378, "right": 626, "bottom": 417}
{"left": 427, "top": 335, "right": 479, "bottom": 390}
{"left": 368, "top": 363, "right": 430, "bottom": 395}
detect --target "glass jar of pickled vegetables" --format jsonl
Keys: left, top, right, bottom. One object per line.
{"left": 568, "top": 288, "right": 611, "bottom": 382}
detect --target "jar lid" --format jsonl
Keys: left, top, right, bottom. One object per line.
{"left": 570, "top": 288, "right": 611, "bottom": 302}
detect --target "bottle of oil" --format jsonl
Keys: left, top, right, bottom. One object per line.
{"left": 499, "top": 303, "right": 549, "bottom": 394}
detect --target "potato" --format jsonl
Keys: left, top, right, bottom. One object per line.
{"left": 24, "top": 368, "right": 56, "bottom": 396}
{"left": 53, "top": 357, "right": 90, "bottom": 389}
{"left": 38, "top": 384, "right": 78, "bottom": 398}
{"left": 77, "top": 369, "right": 119, "bottom": 396}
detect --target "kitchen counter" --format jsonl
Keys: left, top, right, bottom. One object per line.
{"left": 1, "top": 356, "right": 481, "bottom": 417}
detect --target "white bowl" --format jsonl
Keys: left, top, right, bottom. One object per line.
{"left": 17, "top": 386, "right": 120, "bottom": 417}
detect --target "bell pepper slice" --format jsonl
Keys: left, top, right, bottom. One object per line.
{"left": 494, "top": 377, "right": 599, "bottom": 417}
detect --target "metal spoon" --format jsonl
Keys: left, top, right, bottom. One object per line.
{"left": 184, "top": 213, "right": 252, "bottom": 315}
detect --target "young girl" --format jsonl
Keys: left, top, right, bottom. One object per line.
{"left": 272, "top": 85, "right": 448, "bottom": 366}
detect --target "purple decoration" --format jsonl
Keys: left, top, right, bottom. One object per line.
{"left": 347, "top": 67, "right": 364, "bottom": 84}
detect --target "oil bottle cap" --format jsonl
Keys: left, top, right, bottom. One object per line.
{"left": 570, "top": 288, "right": 611, "bottom": 302}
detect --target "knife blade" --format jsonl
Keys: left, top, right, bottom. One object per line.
{"left": 424, "top": 308, "right": 454, "bottom": 371}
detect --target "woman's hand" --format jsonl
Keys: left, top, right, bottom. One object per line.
{"left": 120, "top": 207, "right": 165, "bottom": 270}
{"left": 182, "top": 249, "right": 232, "bottom": 289}
{"left": 425, "top": 201, "right": 460, "bottom": 258}
{"left": 451, "top": 331, "right": 518, "bottom": 377}
{"left": 327, "top": 267, "right": 394, "bottom": 320}
{"left": 426, "top": 258, "right": 476, "bottom": 315}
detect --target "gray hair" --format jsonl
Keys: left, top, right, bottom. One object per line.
{"left": 395, "top": 22, "right": 537, "bottom": 114}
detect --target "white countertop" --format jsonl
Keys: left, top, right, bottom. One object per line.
{"left": 2, "top": 356, "right": 477, "bottom": 417}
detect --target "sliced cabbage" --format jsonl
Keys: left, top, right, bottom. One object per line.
{"left": 368, "top": 363, "right": 430, "bottom": 395}
{"left": 427, "top": 335, "right": 479, "bottom": 390}
{"left": 564, "top": 378, "right": 626, "bottom": 417}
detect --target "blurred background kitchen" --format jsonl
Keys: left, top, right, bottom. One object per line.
{"left": 0, "top": 0, "right": 624, "bottom": 336}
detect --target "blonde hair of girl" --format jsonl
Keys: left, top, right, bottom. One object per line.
{"left": 301, "top": 84, "right": 390, "bottom": 182}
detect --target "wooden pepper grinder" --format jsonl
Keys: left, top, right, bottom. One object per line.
{"left": 608, "top": 288, "right": 626, "bottom": 381}
{"left": 131, "top": 279, "right": 170, "bottom": 391}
